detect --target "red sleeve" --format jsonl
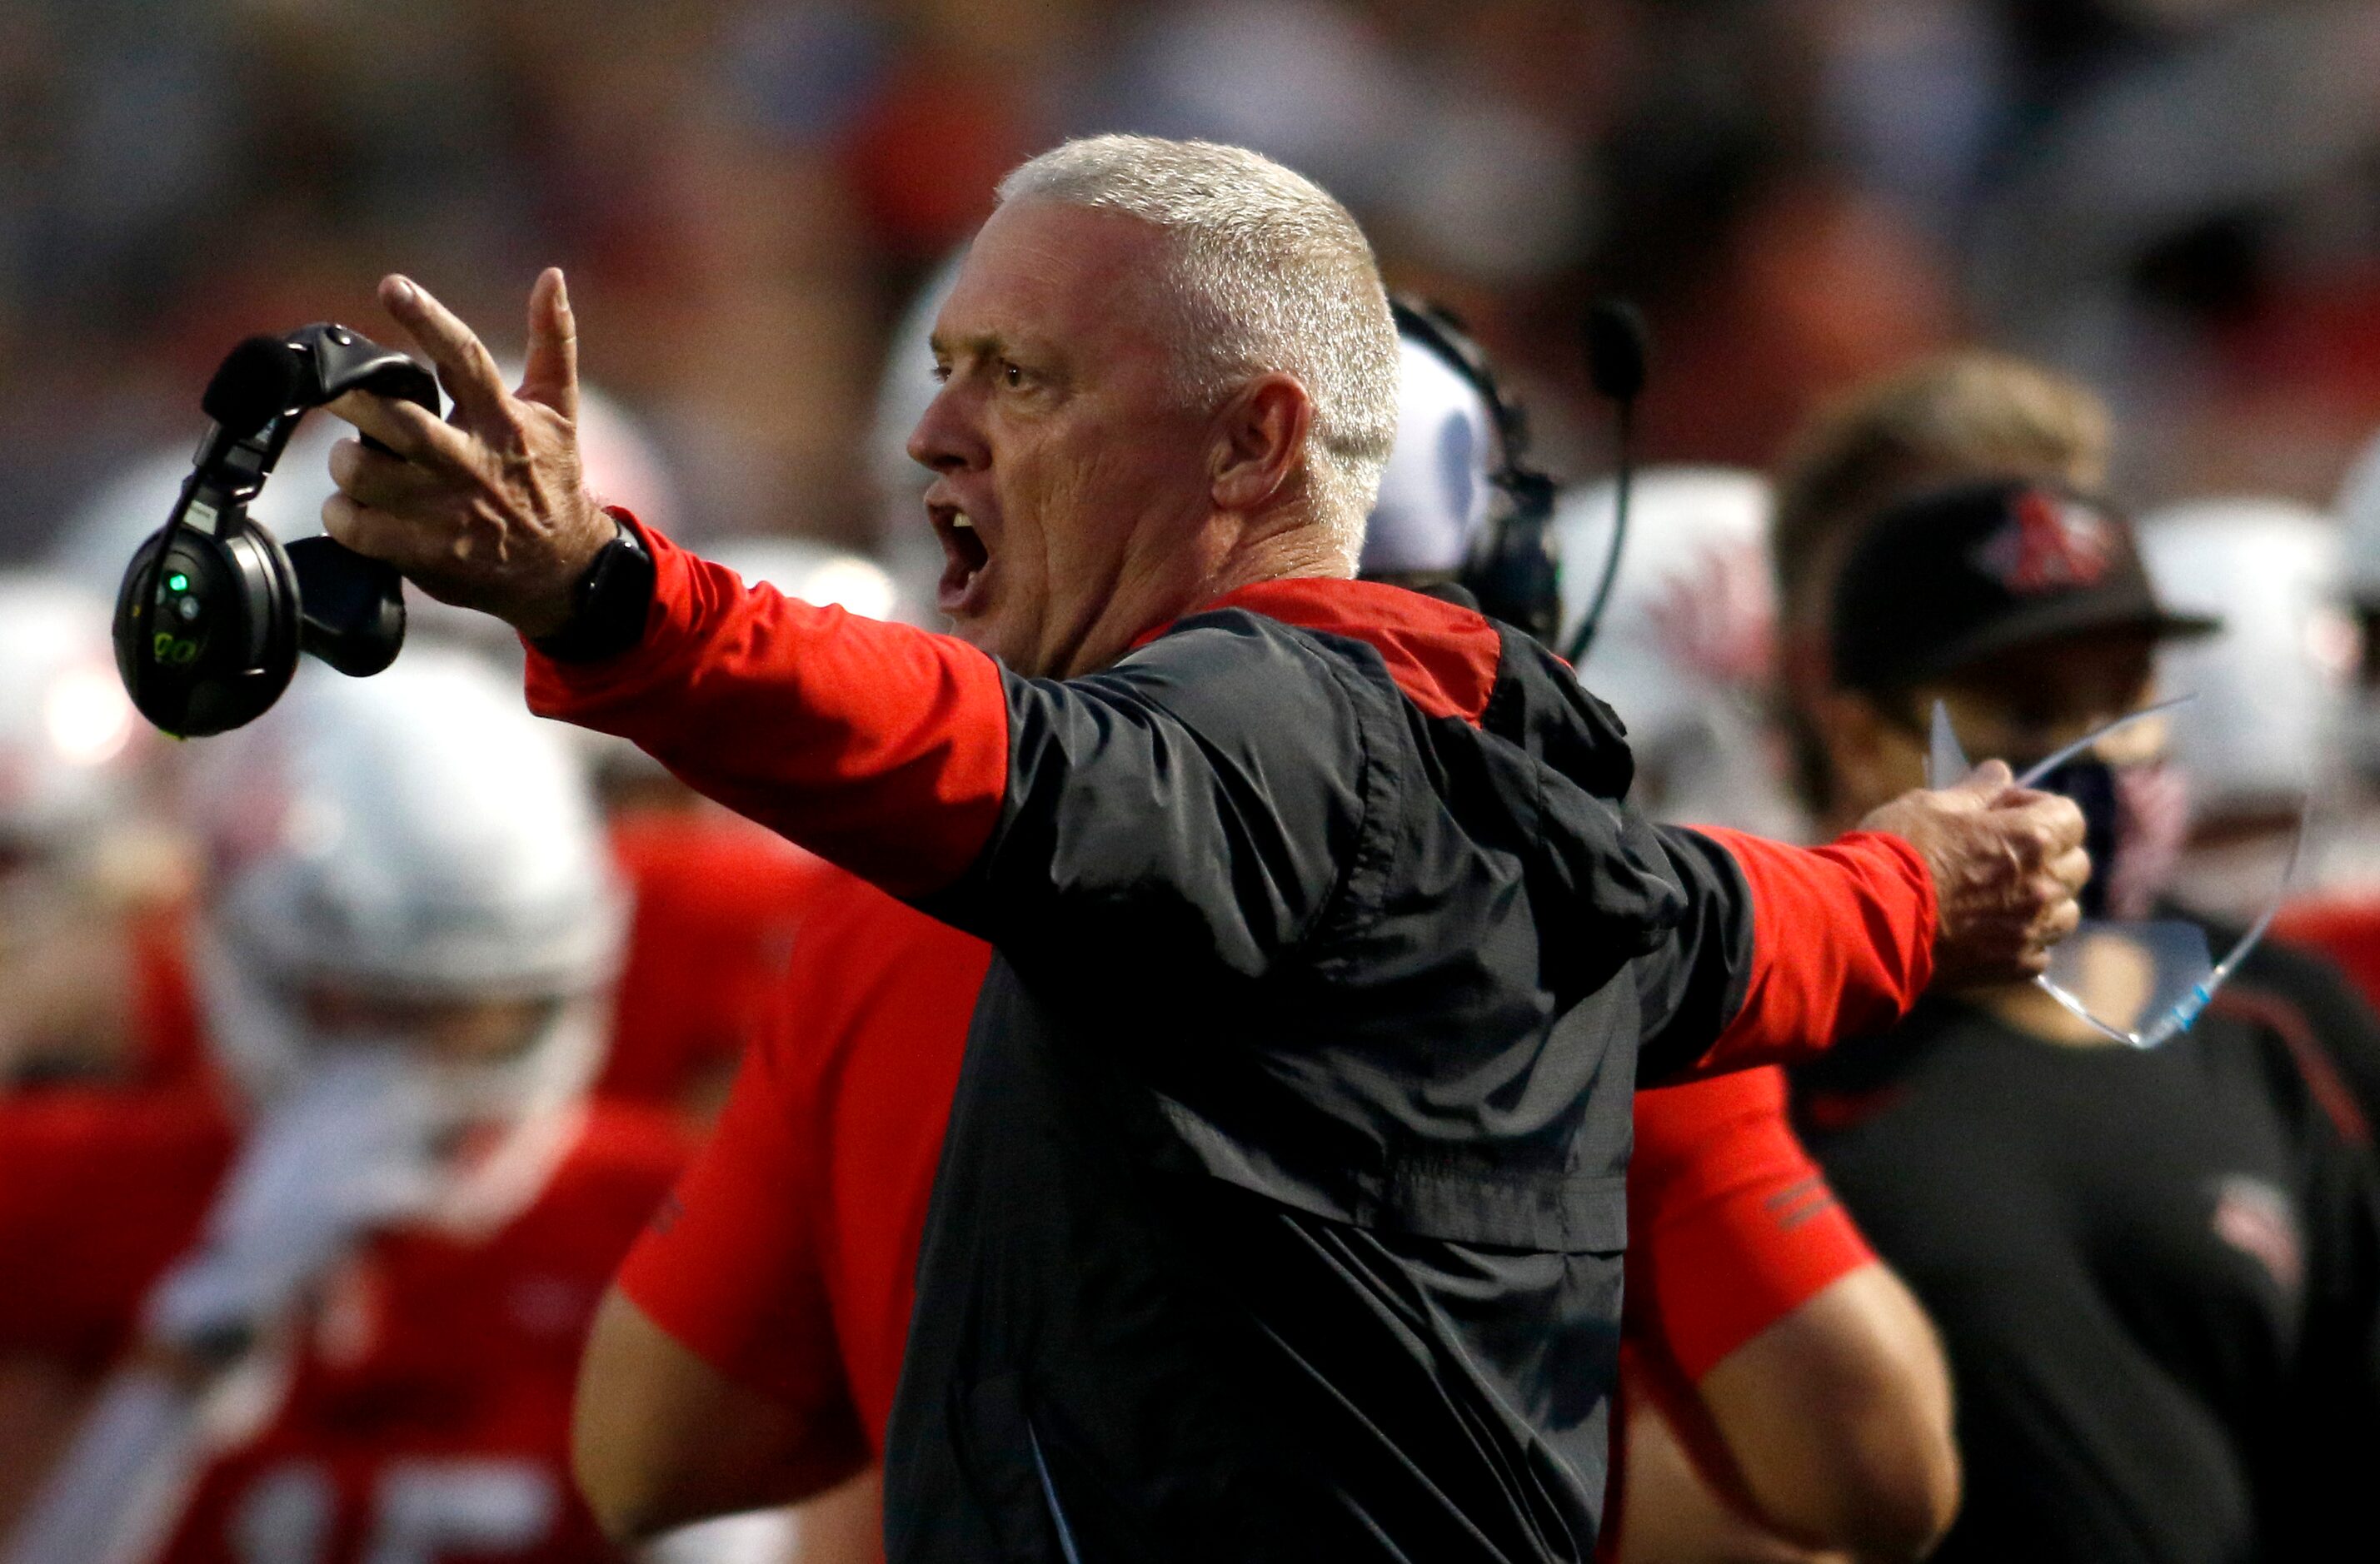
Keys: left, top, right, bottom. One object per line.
{"left": 524, "top": 514, "right": 1010, "bottom": 899}
{"left": 1624, "top": 1067, "right": 1874, "bottom": 1382}
{"left": 615, "top": 1007, "right": 856, "bottom": 1441}
{"left": 1689, "top": 828, "right": 1937, "bottom": 1073}
{"left": 600, "top": 809, "right": 839, "bottom": 1106}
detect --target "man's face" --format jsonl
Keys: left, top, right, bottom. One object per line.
{"left": 1824, "top": 630, "right": 2162, "bottom": 817}
{"left": 909, "top": 200, "right": 1221, "bottom": 678}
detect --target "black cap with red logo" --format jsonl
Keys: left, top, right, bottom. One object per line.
{"left": 1828, "top": 478, "right": 2219, "bottom": 695}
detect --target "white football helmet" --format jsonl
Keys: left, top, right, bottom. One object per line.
{"left": 1554, "top": 468, "right": 1808, "bottom": 839}
{"left": 2140, "top": 497, "right": 2355, "bottom": 824}
{"left": 2333, "top": 427, "right": 2380, "bottom": 778}
{"left": 0, "top": 573, "right": 141, "bottom": 856}
{"left": 1359, "top": 333, "right": 1501, "bottom": 577}
{"left": 185, "top": 647, "right": 626, "bottom": 1142}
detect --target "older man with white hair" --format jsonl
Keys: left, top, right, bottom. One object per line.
{"left": 322, "top": 134, "right": 2085, "bottom": 1562}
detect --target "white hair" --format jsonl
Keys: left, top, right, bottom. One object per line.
{"left": 997, "top": 135, "right": 1400, "bottom": 565}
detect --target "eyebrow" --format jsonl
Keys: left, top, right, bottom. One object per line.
{"left": 929, "top": 328, "right": 1011, "bottom": 362}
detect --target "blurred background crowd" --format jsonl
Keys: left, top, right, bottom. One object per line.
{"left": 10, "top": 0, "right": 2380, "bottom": 562}
{"left": 17, "top": 2, "right": 2380, "bottom": 1562}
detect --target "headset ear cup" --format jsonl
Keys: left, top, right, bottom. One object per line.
{"left": 1459, "top": 481, "right": 1564, "bottom": 646}
{"left": 113, "top": 521, "right": 302, "bottom": 737}
{"left": 112, "top": 530, "right": 169, "bottom": 718}
{"left": 287, "top": 536, "right": 406, "bottom": 676}
{"left": 197, "top": 525, "right": 302, "bottom": 735}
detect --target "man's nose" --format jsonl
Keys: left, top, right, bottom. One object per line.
{"left": 908, "top": 381, "right": 987, "bottom": 475}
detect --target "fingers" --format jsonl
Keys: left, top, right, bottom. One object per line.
{"left": 1975, "top": 793, "right": 2085, "bottom": 875}
{"left": 322, "top": 491, "right": 437, "bottom": 575}
{"left": 519, "top": 267, "right": 580, "bottom": 422}
{"left": 323, "top": 391, "right": 472, "bottom": 470}
{"left": 2037, "top": 894, "right": 2082, "bottom": 947}
{"left": 2014, "top": 792, "right": 2087, "bottom": 854}
{"left": 1955, "top": 758, "right": 2014, "bottom": 798}
{"left": 378, "top": 274, "right": 512, "bottom": 431}
{"left": 327, "top": 437, "right": 445, "bottom": 513}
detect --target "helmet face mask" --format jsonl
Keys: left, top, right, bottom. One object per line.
{"left": 200, "top": 939, "right": 610, "bottom": 1154}
{"left": 190, "top": 650, "right": 625, "bottom": 1211}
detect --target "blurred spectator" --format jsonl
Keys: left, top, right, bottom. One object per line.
{"left": 7, "top": 0, "right": 2380, "bottom": 567}
{"left": 1771, "top": 349, "right": 2114, "bottom": 819}
{"left": 2136, "top": 494, "right": 2380, "bottom": 1160}
{"left": 1789, "top": 475, "right": 2380, "bottom": 1562}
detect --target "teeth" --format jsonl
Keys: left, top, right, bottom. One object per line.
{"left": 951, "top": 512, "right": 973, "bottom": 530}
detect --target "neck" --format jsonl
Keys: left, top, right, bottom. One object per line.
{"left": 1200, "top": 515, "right": 1350, "bottom": 600}
{"left": 1055, "top": 511, "right": 1350, "bottom": 678}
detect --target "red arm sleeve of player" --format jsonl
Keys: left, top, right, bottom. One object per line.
{"left": 1625, "top": 1068, "right": 1875, "bottom": 1382}
{"left": 523, "top": 514, "right": 1010, "bottom": 899}
{"left": 614, "top": 1032, "right": 855, "bottom": 1436}
{"left": 1689, "top": 828, "right": 1938, "bottom": 1074}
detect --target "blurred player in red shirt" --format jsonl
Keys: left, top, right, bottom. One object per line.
{"left": 593, "top": 536, "right": 906, "bottom": 1124}
{"left": 2, "top": 648, "right": 696, "bottom": 1564}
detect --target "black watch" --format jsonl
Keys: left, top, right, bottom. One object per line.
{"left": 532, "top": 511, "right": 656, "bottom": 663}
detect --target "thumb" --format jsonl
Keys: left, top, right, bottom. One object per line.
{"left": 1954, "top": 758, "right": 2014, "bottom": 799}
{"left": 519, "top": 266, "right": 580, "bottom": 421}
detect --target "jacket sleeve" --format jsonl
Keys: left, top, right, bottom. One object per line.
{"left": 526, "top": 522, "right": 1366, "bottom": 969}
{"left": 525, "top": 518, "right": 1011, "bottom": 899}
{"left": 1634, "top": 826, "right": 1938, "bottom": 1085}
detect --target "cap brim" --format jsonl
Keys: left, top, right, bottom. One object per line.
{"left": 1884, "top": 594, "right": 2221, "bottom": 690}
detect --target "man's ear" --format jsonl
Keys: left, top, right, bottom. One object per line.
{"left": 1210, "top": 373, "right": 1314, "bottom": 514}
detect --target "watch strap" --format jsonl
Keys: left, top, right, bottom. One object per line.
{"left": 531, "top": 510, "right": 656, "bottom": 664}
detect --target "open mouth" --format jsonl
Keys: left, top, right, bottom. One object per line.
{"left": 932, "top": 506, "right": 992, "bottom": 614}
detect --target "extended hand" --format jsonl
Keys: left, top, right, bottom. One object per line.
{"left": 322, "top": 269, "right": 612, "bottom": 638}
{"left": 1859, "top": 760, "right": 2092, "bottom": 989}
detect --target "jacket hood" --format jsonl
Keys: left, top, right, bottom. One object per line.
{"left": 1195, "top": 578, "right": 1688, "bottom": 964}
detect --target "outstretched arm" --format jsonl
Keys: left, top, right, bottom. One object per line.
{"left": 1639, "top": 762, "right": 2089, "bottom": 1083}
{"left": 326, "top": 274, "right": 2087, "bottom": 993}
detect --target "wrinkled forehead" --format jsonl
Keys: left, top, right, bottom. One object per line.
{"left": 932, "top": 199, "right": 1180, "bottom": 371}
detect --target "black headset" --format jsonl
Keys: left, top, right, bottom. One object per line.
{"left": 1388, "top": 296, "right": 1565, "bottom": 645}
{"left": 1386, "top": 297, "right": 1648, "bottom": 659}
{"left": 113, "top": 325, "right": 438, "bottom": 737}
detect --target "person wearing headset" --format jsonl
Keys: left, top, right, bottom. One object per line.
{"left": 319, "top": 135, "right": 2084, "bottom": 1562}
{"left": 567, "top": 304, "right": 1958, "bottom": 1564}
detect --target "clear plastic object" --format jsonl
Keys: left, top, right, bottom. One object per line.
{"left": 1925, "top": 698, "right": 2307, "bottom": 1048}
